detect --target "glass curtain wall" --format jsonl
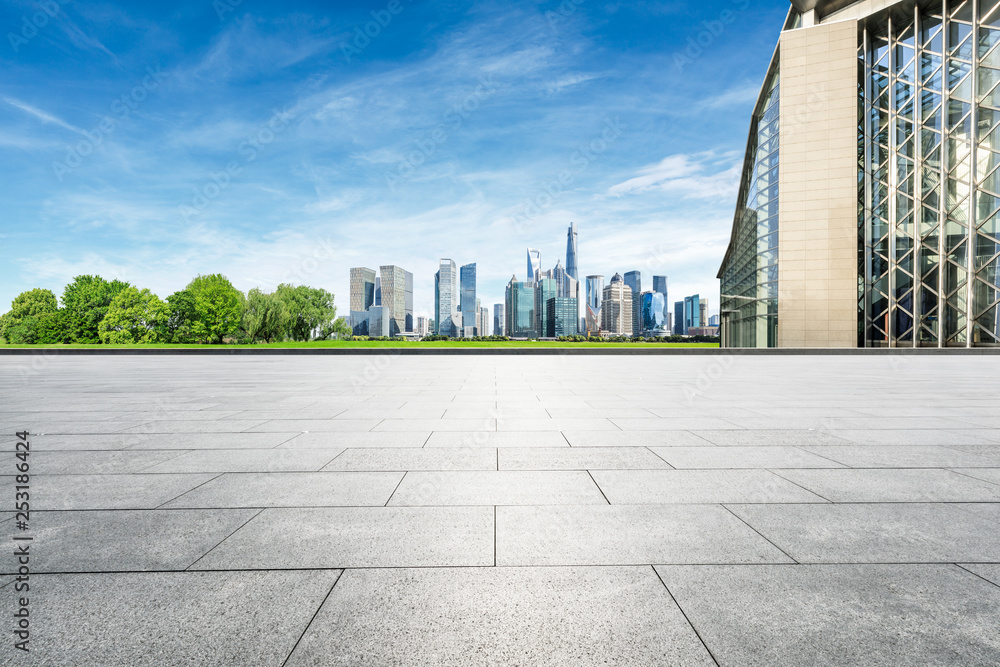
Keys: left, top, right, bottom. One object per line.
{"left": 861, "top": 0, "right": 1000, "bottom": 346}
{"left": 720, "top": 59, "right": 780, "bottom": 348}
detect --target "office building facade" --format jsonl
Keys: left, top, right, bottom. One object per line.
{"left": 674, "top": 301, "right": 685, "bottom": 335}
{"left": 505, "top": 276, "right": 538, "bottom": 338}
{"left": 719, "top": 0, "right": 1000, "bottom": 348}
{"left": 601, "top": 273, "right": 633, "bottom": 335}
{"left": 652, "top": 275, "right": 669, "bottom": 324}
{"left": 640, "top": 291, "right": 667, "bottom": 334}
{"left": 434, "top": 259, "right": 459, "bottom": 337}
{"left": 493, "top": 303, "right": 505, "bottom": 337}
{"left": 535, "top": 278, "right": 559, "bottom": 337}
{"left": 684, "top": 295, "right": 701, "bottom": 333}
{"left": 624, "top": 270, "right": 642, "bottom": 336}
{"left": 460, "top": 263, "right": 477, "bottom": 335}
{"left": 585, "top": 275, "right": 604, "bottom": 334}
{"left": 379, "top": 265, "right": 413, "bottom": 336}
{"left": 566, "top": 222, "right": 579, "bottom": 281}
{"left": 547, "top": 297, "right": 579, "bottom": 337}
{"left": 527, "top": 248, "right": 541, "bottom": 282}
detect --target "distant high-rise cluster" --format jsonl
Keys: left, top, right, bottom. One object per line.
{"left": 505, "top": 223, "right": 583, "bottom": 338}
{"left": 350, "top": 265, "right": 413, "bottom": 336}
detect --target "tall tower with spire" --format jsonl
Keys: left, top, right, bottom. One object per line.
{"left": 565, "top": 222, "right": 578, "bottom": 281}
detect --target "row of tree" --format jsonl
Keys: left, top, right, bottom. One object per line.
{"left": 0, "top": 274, "right": 350, "bottom": 345}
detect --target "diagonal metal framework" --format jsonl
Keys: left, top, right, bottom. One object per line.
{"left": 861, "top": 0, "right": 1000, "bottom": 347}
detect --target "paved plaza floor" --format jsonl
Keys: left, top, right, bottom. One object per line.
{"left": 1, "top": 353, "right": 999, "bottom": 665}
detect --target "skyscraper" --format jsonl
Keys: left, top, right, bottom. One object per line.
{"left": 684, "top": 294, "right": 701, "bottom": 332}
{"left": 674, "top": 301, "right": 685, "bottom": 335}
{"left": 652, "top": 275, "right": 668, "bottom": 324}
{"left": 585, "top": 275, "right": 604, "bottom": 335}
{"left": 479, "top": 305, "right": 489, "bottom": 337}
{"left": 460, "top": 263, "right": 477, "bottom": 336}
{"left": 526, "top": 248, "right": 541, "bottom": 282}
{"left": 535, "top": 278, "right": 559, "bottom": 337}
{"left": 640, "top": 291, "right": 667, "bottom": 334}
{"left": 349, "top": 267, "right": 377, "bottom": 336}
{"left": 601, "top": 273, "right": 633, "bottom": 336}
{"left": 434, "top": 259, "right": 458, "bottom": 337}
{"left": 505, "top": 276, "right": 538, "bottom": 338}
{"left": 624, "top": 271, "right": 641, "bottom": 338}
{"left": 379, "top": 265, "right": 413, "bottom": 336}
{"left": 565, "top": 222, "right": 578, "bottom": 280}
{"left": 493, "top": 303, "right": 505, "bottom": 337}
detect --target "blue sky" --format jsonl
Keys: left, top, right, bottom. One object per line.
{"left": 0, "top": 0, "right": 787, "bottom": 321}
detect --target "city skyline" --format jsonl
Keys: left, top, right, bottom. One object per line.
{"left": 0, "top": 0, "right": 782, "bottom": 320}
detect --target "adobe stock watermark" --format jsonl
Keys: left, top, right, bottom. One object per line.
{"left": 278, "top": 237, "right": 338, "bottom": 285}
{"left": 214, "top": 0, "right": 243, "bottom": 21}
{"left": 341, "top": 0, "right": 411, "bottom": 63}
{"left": 7, "top": 0, "right": 70, "bottom": 54}
{"left": 52, "top": 66, "right": 169, "bottom": 182}
{"left": 383, "top": 75, "right": 500, "bottom": 192}
{"left": 179, "top": 107, "right": 296, "bottom": 223}
{"left": 673, "top": 0, "right": 751, "bottom": 73}
{"left": 682, "top": 353, "right": 736, "bottom": 406}
{"left": 509, "top": 116, "right": 626, "bottom": 235}
{"left": 545, "top": 0, "right": 585, "bottom": 32}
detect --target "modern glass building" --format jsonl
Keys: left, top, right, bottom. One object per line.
{"left": 674, "top": 301, "right": 685, "bottom": 335}
{"left": 624, "top": 270, "right": 642, "bottom": 336}
{"left": 640, "top": 291, "right": 667, "bottom": 334}
{"left": 585, "top": 275, "right": 604, "bottom": 334}
{"left": 534, "top": 278, "right": 559, "bottom": 337}
{"left": 601, "top": 273, "right": 633, "bottom": 335}
{"left": 526, "top": 248, "right": 541, "bottom": 282}
{"left": 460, "top": 263, "right": 477, "bottom": 334}
{"left": 566, "top": 222, "right": 579, "bottom": 281}
{"left": 349, "top": 267, "right": 376, "bottom": 313}
{"left": 493, "top": 303, "right": 505, "bottom": 336}
{"left": 505, "top": 277, "right": 537, "bottom": 338}
{"left": 685, "top": 294, "right": 702, "bottom": 332}
{"left": 434, "top": 259, "right": 458, "bottom": 337}
{"left": 379, "top": 265, "right": 413, "bottom": 336}
{"left": 547, "top": 297, "right": 579, "bottom": 337}
{"left": 719, "top": 0, "right": 1000, "bottom": 347}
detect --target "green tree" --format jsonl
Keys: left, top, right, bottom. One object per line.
{"left": 274, "top": 284, "right": 337, "bottom": 341}
{"left": 98, "top": 287, "right": 169, "bottom": 344}
{"left": 325, "top": 316, "right": 352, "bottom": 340}
{"left": 1, "top": 288, "right": 60, "bottom": 343}
{"left": 242, "top": 288, "right": 289, "bottom": 343}
{"left": 187, "top": 274, "right": 244, "bottom": 344}
{"left": 62, "top": 275, "right": 131, "bottom": 343}
{"left": 161, "top": 290, "right": 198, "bottom": 343}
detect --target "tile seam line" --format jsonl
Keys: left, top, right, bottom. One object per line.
{"left": 280, "top": 569, "right": 344, "bottom": 667}
{"left": 185, "top": 507, "right": 266, "bottom": 571}
{"left": 651, "top": 565, "right": 721, "bottom": 667}
{"left": 152, "top": 472, "right": 226, "bottom": 509}
{"left": 586, "top": 470, "right": 612, "bottom": 505}
{"left": 384, "top": 471, "right": 408, "bottom": 507}
{"left": 953, "top": 563, "right": 1000, "bottom": 590}
{"left": 765, "top": 468, "right": 836, "bottom": 503}
{"left": 721, "top": 504, "right": 800, "bottom": 564}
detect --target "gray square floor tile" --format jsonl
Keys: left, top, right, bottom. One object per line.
{"left": 425, "top": 431, "right": 568, "bottom": 447}
{"left": 373, "top": 418, "right": 495, "bottom": 432}
{"left": 497, "top": 505, "right": 793, "bottom": 566}
{"left": 322, "top": 448, "right": 496, "bottom": 471}
{"left": 612, "top": 418, "right": 739, "bottom": 431}
{"left": 730, "top": 503, "right": 1000, "bottom": 563}
{"left": 498, "top": 418, "right": 619, "bottom": 431}
{"left": 563, "top": 431, "right": 712, "bottom": 447}
{"left": 192, "top": 506, "right": 493, "bottom": 569}
{"left": 651, "top": 446, "right": 841, "bottom": 469}
{"left": 143, "top": 448, "right": 345, "bottom": 473}
{"left": 247, "top": 419, "right": 381, "bottom": 432}
{"left": 954, "top": 503, "right": 1000, "bottom": 522}
{"left": 163, "top": 471, "right": 403, "bottom": 508}
{"left": 826, "top": 429, "right": 998, "bottom": 446}
{"left": 656, "top": 564, "right": 1000, "bottom": 666}
{"left": 951, "top": 468, "right": 1000, "bottom": 486}
{"left": 27, "top": 450, "right": 186, "bottom": 474}
{"left": 773, "top": 469, "right": 1000, "bottom": 502}
{"left": 31, "top": 473, "right": 217, "bottom": 510}
{"left": 127, "top": 433, "right": 299, "bottom": 449}
{"left": 26, "top": 509, "right": 258, "bottom": 572}
{"left": 690, "top": 430, "right": 852, "bottom": 446}
{"left": 802, "top": 445, "right": 998, "bottom": 468}
{"left": 499, "top": 447, "right": 672, "bottom": 470}
{"left": 278, "top": 432, "right": 430, "bottom": 448}
{"left": 13, "top": 570, "right": 338, "bottom": 665}
{"left": 388, "top": 471, "right": 607, "bottom": 506}
{"left": 121, "top": 419, "right": 269, "bottom": 434}
{"left": 591, "top": 470, "right": 827, "bottom": 504}
{"left": 285, "top": 567, "right": 715, "bottom": 667}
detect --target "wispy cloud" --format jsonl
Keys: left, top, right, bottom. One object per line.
{"left": 4, "top": 97, "right": 83, "bottom": 134}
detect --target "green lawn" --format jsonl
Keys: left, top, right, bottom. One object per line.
{"left": 0, "top": 340, "right": 719, "bottom": 349}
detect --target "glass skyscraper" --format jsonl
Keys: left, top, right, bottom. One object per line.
{"left": 624, "top": 271, "right": 641, "bottom": 336}
{"left": 535, "top": 278, "right": 559, "bottom": 337}
{"left": 460, "top": 263, "right": 477, "bottom": 335}
{"left": 585, "top": 275, "right": 604, "bottom": 334}
{"left": 505, "top": 276, "right": 537, "bottom": 338}
{"left": 566, "top": 222, "right": 579, "bottom": 281}
{"left": 493, "top": 303, "right": 505, "bottom": 336}
{"left": 547, "top": 297, "right": 579, "bottom": 337}
{"left": 526, "top": 248, "right": 541, "bottom": 282}
{"left": 434, "top": 259, "right": 458, "bottom": 337}
{"left": 640, "top": 291, "right": 667, "bottom": 334}
{"left": 378, "top": 265, "right": 413, "bottom": 336}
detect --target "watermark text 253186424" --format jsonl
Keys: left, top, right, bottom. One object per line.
{"left": 12, "top": 431, "right": 32, "bottom": 653}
